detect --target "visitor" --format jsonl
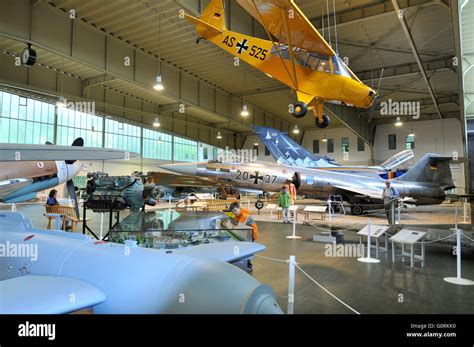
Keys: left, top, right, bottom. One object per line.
{"left": 286, "top": 179, "right": 297, "bottom": 205}
{"left": 46, "top": 189, "right": 59, "bottom": 206}
{"left": 227, "top": 202, "right": 259, "bottom": 272}
{"left": 382, "top": 180, "right": 399, "bottom": 224}
{"left": 279, "top": 186, "right": 291, "bottom": 224}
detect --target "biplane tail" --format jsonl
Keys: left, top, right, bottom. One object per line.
{"left": 185, "top": 0, "right": 226, "bottom": 37}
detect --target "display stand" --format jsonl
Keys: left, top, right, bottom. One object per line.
{"left": 286, "top": 206, "right": 301, "bottom": 239}
{"left": 443, "top": 210, "right": 473, "bottom": 285}
{"left": 357, "top": 220, "right": 381, "bottom": 263}
{"left": 390, "top": 229, "right": 426, "bottom": 268}
{"left": 357, "top": 223, "right": 389, "bottom": 259}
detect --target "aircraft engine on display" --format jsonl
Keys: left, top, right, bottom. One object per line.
{"left": 84, "top": 172, "right": 157, "bottom": 212}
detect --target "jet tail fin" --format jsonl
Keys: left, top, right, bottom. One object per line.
{"left": 253, "top": 126, "right": 337, "bottom": 168}
{"left": 396, "top": 154, "right": 455, "bottom": 190}
{"left": 185, "top": 0, "right": 226, "bottom": 37}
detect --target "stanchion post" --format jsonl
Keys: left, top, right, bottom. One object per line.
{"left": 287, "top": 255, "right": 296, "bottom": 314}
{"left": 327, "top": 199, "right": 332, "bottom": 221}
{"left": 444, "top": 207, "right": 474, "bottom": 285}
{"left": 168, "top": 195, "right": 172, "bottom": 210}
{"left": 99, "top": 212, "right": 104, "bottom": 240}
{"left": 286, "top": 207, "right": 301, "bottom": 239}
{"left": 397, "top": 201, "right": 401, "bottom": 224}
{"left": 11, "top": 203, "right": 16, "bottom": 212}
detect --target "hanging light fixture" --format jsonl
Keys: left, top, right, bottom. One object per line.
{"left": 254, "top": 142, "right": 259, "bottom": 146}
{"left": 153, "top": 117, "right": 161, "bottom": 128}
{"left": 407, "top": 127, "right": 415, "bottom": 137}
{"left": 241, "top": 103, "right": 250, "bottom": 117}
{"left": 216, "top": 132, "right": 222, "bottom": 140}
{"left": 153, "top": 75, "right": 164, "bottom": 91}
{"left": 153, "top": 15, "right": 164, "bottom": 91}
{"left": 322, "top": 133, "right": 328, "bottom": 142}
{"left": 292, "top": 125, "right": 300, "bottom": 134}
{"left": 395, "top": 117, "right": 403, "bottom": 127}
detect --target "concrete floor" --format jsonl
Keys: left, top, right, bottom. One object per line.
{"left": 3, "top": 203, "right": 474, "bottom": 314}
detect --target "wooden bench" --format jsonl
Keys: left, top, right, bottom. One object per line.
{"left": 44, "top": 205, "right": 81, "bottom": 231}
{"left": 303, "top": 206, "right": 327, "bottom": 221}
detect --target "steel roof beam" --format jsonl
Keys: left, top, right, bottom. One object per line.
{"left": 391, "top": 0, "right": 443, "bottom": 119}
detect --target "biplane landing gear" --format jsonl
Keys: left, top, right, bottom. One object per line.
{"left": 315, "top": 114, "right": 330, "bottom": 128}
{"left": 291, "top": 101, "right": 308, "bottom": 118}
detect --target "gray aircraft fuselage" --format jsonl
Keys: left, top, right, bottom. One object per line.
{"left": 162, "top": 161, "right": 446, "bottom": 206}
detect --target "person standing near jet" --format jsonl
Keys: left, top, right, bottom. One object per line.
{"left": 285, "top": 179, "right": 297, "bottom": 205}
{"left": 382, "top": 180, "right": 399, "bottom": 224}
{"left": 279, "top": 186, "right": 291, "bottom": 224}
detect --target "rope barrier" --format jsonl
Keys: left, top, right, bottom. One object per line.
{"left": 255, "top": 254, "right": 289, "bottom": 264}
{"left": 295, "top": 264, "right": 361, "bottom": 315}
{"left": 462, "top": 234, "right": 474, "bottom": 242}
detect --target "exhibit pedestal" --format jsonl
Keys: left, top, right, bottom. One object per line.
{"left": 286, "top": 206, "right": 301, "bottom": 239}
{"left": 443, "top": 277, "right": 474, "bottom": 285}
{"left": 357, "top": 220, "right": 380, "bottom": 264}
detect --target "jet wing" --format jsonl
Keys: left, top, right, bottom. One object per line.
{"left": 148, "top": 171, "right": 217, "bottom": 187}
{"left": 0, "top": 143, "right": 138, "bottom": 162}
{"left": 0, "top": 178, "right": 32, "bottom": 197}
{"left": 172, "top": 241, "right": 266, "bottom": 263}
{"left": 237, "top": 0, "right": 335, "bottom": 56}
{"left": 0, "top": 275, "right": 106, "bottom": 314}
{"left": 334, "top": 185, "right": 384, "bottom": 200}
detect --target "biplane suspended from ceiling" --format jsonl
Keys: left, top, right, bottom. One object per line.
{"left": 185, "top": 0, "right": 378, "bottom": 128}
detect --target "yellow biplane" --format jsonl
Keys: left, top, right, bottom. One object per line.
{"left": 185, "top": 0, "right": 377, "bottom": 128}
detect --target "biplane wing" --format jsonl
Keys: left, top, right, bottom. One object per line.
{"left": 237, "top": 0, "right": 336, "bottom": 57}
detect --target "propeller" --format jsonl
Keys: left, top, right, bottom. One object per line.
{"left": 65, "top": 137, "right": 84, "bottom": 218}
{"left": 367, "top": 68, "right": 384, "bottom": 123}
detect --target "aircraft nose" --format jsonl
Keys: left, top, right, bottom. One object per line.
{"left": 161, "top": 163, "right": 198, "bottom": 176}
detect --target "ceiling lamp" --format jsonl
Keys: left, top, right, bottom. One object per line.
{"left": 407, "top": 128, "right": 415, "bottom": 137}
{"left": 254, "top": 142, "right": 259, "bottom": 146}
{"left": 56, "top": 96, "right": 67, "bottom": 108}
{"left": 322, "top": 133, "right": 328, "bottom": 142}
{"left": 216, "top": 132, "right": 222, "bottom": 140}
{"left": 241, "top": 103, "right": 250, "bottom": 117}
{"left": 395, "top": 117, "right": 403, "bottom": 127}
{"left": 153, "top": 75, "right": 164, "bottom": 91}
{"left": 153, "top": 117, "right": 161, "bottom": 128}
{"left": 292, "top": 125, "right": 300, "bottom": 134}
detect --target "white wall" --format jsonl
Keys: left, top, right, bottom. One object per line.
{"left": 374, "top": 118, "right": 465, "bottom": 192}
{"left": 302, "top": 128, "right": 371, "bottom": 165}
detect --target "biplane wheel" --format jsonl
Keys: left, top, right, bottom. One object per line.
{"left": 255, "top": 201, "right": 264, "bottom": 210}
{"left": 291, "top": 102, "right": 307, "bottom": 118}
{"left": 315, "top": 114, "right": 330, "bottom": 128}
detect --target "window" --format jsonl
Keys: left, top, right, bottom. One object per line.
{"left": 327, "top": 138, "right": 334, "bottom": 153}
{"left": 341, "top": 137, "right": 349, "bottom": 153}
{"left": 253, "top": 144, "right": 259, "bottom": 157}
{"left": 406, "top": 135, "right": 415, "bottom": 150}
{"left": 357, "top": 137, "right": 365, "bottom": 152}
{"left": 203, "top": 147, "right": 209, "bottom": 160}
{"left": 265, "top": 146, "right": 270, "bottom": 156}
{"left": 388, "top": 134, "right": 397, "bottom": 150}
{"left": 105, "top": 119, "right": 141, "bottom": 154}
{"left": 57, "top": 108, "right": 103, "bottom": 147}
{"left": 313, "top": 139, "right": 319, "bottom": 154}
{"left": 0, "top": 92, "right": 55, "bottom": 145}
{"left": 143, "top": 128, "right": 172, "bottom": 160}
{"left": 174, "top": 136, "right": 197, "bottom": 162}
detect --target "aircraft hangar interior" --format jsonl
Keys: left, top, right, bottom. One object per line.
{"left": 0, "top": 0, "right": 473, "bottom": 341}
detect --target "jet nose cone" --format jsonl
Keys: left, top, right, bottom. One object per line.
{"left": 161, "top": 163, "right": 198, "bottom": 176}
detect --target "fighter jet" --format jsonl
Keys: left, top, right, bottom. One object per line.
{"left": 253, "top": 126, "right": 413, "bottom": 178}
{"left": 160, "top": 153, "right": 455, "bottom": 215}
{"left": 0, "top": 211, "right": 282, "bottom": 314}
{"left": 0, "top": 139, "right": 138, "bottom": 216}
